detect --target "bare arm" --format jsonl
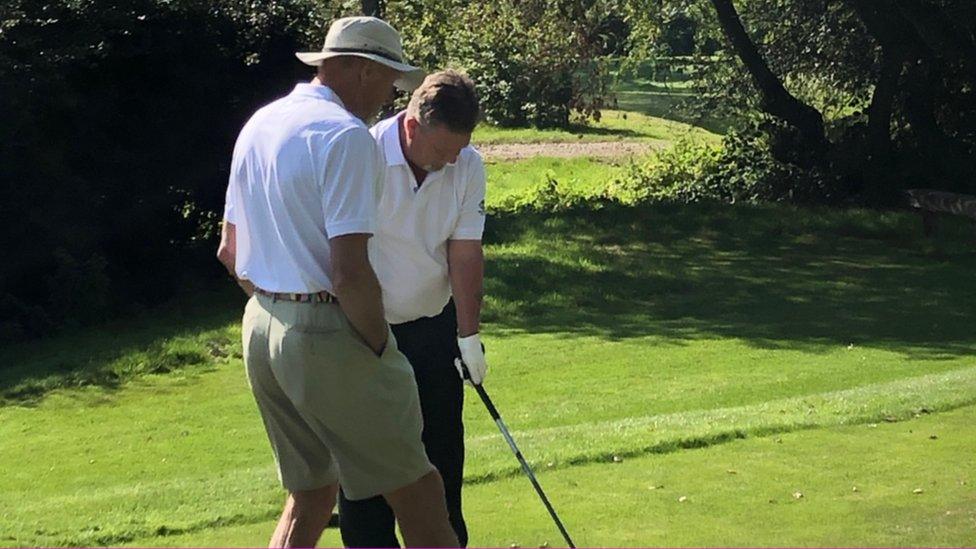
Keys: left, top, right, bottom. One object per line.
{"left": 448, "top": 239, "right": 484, "bottom": 337}
{"left": 216, "top": 221, "right": 254, "bottom": 297}
{"left": 330, "top": 233, "right": 388, "bottom": 355}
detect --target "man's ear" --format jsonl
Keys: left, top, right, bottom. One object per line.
{"left": 404, "top": 115, "right": 420, "bottom": 140}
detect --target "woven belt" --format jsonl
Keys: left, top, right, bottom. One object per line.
{"left": 254, "top": 287, "right": 338, "bottom": 303}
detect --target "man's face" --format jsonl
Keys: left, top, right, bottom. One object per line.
{"left": 405, "top": 117, "right": 471, "bottom": 172}
{"left": 361, "top": 64, "right": 400, "bottom": 120}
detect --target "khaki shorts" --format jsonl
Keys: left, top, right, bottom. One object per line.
{"left": 242, "top": 293, "right": 433, "bottom": 500}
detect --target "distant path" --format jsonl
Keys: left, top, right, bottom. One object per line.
{"left": 476, "top": 140, "right": 667, "bottom": 161}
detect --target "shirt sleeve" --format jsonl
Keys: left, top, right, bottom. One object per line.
{"left": 321, "top": 127, "right": 383, "bottom": 239}
{"left": 450, "top": 152, "right": 487, "bottom": 240}
{"left": 223, "top": 177, "right": 238, "bottom": 224}
{"left": 224, "top": 144, "right": 240, "bottom": 225}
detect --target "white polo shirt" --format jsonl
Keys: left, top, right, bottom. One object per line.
{"left": 369, "top": 112, "right": 487, "bottom": 324}
{"left": 223, "top": 83, "right": 384, "bottom": 293}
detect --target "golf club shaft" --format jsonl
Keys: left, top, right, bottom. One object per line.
{"left": 471, "top": 382, "right": 577, "bottom": 549}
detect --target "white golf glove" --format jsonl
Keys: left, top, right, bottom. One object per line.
{"left": 455, "top": 333, "right": 487, "bottom": 385}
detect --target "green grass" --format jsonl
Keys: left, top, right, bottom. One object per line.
{"left": 0, "top": 286, "right": 243, "bottom": 405}
{"left": 2, "top": 202, "right": 975, "bottom": 546}
{"left": 114, "top": 404, "right": 976, "bottom": 547}
{"left": 473, "top": 110, "right": 719, "bottom": 145}
{"left": 485, "top": 156, "right": 631, "bottom": 206}
{"left": 609, "top": 57, "right": 736, "bottom": 135}
{"left": 468, "top": 58, "right": 726, "bottom": 146}
{"left": 473, "top": 61, "right": 724, "bottom": 207}
{"left": 463, "top": 404, "right": 976, "bottom": 547}
{"left": 611, "top": 76, "right": 733, "bottom": 136}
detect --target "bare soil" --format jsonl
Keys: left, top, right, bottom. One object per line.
{"left": 476, "top": 140, "right": 666, "bottom": 161}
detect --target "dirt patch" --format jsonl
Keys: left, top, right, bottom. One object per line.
{"left": 476, "top": 140, "right": 666, "bottom": 161}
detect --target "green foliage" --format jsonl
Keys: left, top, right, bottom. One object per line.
{"left": 457, "top": 0, "right": 605, "bottom": 127}
{"left": 623, "top": 0, "right": 976, "bottom": 202}
{"left": 491, "top": 172, "right": 604, "bottom": 213}
{"left": 0, "top": 0, "right": 347, "bottom": 343}
{"left": 486, "top": 127, "right": 828, "bottom": 213}
{"left": 610, "top": 121, "right": 847, "bottom": 205}
{"left": 388, "top": 0, "right": 613, "bottom": 127}
{"left": 43, "top": 250, "right": 112, "bottom": 328}
{"left": 0, "top": 1, "right": 631, "bottom": 343}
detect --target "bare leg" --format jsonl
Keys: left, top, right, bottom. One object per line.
{"left": 269, "top": 483, "right": 339, "bottom": 548}
{"left": 384, "top": 470, "right": 459, "bottom": 548}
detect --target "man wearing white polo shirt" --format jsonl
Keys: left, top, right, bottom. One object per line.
{"left": 337, "top": 70, "right": 486, "bottom": 548}
{"left": 217, "top": 17, "right": 458, "bottom": 548}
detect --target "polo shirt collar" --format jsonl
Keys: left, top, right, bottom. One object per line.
{"left": 381, "top": 112, "right": 408, "bottom": 167}
{"left": 290, "top": 82, "right": 346, "bottom": 110}
{"left": 379, "top": 112, "right": 449, "bottom": 174}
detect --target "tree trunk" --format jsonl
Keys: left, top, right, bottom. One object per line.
{"left": 894, "top": 0, "right": 976, "bottom": 79}
{"left": 361, "top": 0, "right": 383, "bottom": 17}
{"left": 847, "top": 0, "right": 928, "bottom": 58}
{"left": 860, "top": 47, "right": 906, "bottom": 198}
{"left": 709, "top": 0, "right": 828, "bottom": 164}
{"left": 866, "top": 48, "right": 903, "bottom": 162}
{"left": 904, "top": 60, "right": 952, "bottom": 151}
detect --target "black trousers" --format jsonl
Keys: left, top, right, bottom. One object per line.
{"left": 338, "top": 303, "right": 468, "bottom": 547}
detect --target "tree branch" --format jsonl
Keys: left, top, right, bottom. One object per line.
{"left": 709, "top": 0, "right": 828, "bottom": 162}
{"left": 361, "top": 0, "right": 383, "bottom": 17}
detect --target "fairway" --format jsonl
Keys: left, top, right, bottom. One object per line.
{"left": 2, "top": 204, "right": 975, "bottom": 547}
{"left": 6, "top": 1, "right": 976, "bottom": 547}
{"left": 116, "top": 404, "right": 976, "bottom": 547}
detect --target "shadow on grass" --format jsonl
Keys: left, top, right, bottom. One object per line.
{"left": 4, "top": 202, "right": 974, "bottom": 405}
{"left": 613, "top": 90, "right": 734, "bottom": 135}
{"left": 0, "top": 285, "right": 246, "bottom": 406}
{"left": 483, "top": 122, "right": 648, "bottom": 141}
{"left": 482, "top": 203, "right": 976, "bottom": 359}
{"left": 563, "top": 123, "right": 649, "bottom": 140}
{"left": 609, "top": 59, "right": 735, "bottom": 135}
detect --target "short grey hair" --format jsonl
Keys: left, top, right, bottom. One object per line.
{"left": 406, "top": 70, "right": 480, "bottom": 133}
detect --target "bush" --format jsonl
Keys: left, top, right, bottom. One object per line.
{"left": 453, "top": 0, "right": 611, "bottom": 127}
{"left": 487, "top": 121, "right": 851, "bottom": 216}
{"left": 491, "top": 172, "right": 603, "bottom": 214}
{"left": 44, "top": 250, "right": 112, "bottom": 328}
{"left": 0, "top": 0, "right": 346, "bottom": 343}
{"left": 388, "top": 0, "right": 613, "bottom": 128}
{"left": 612, "top": 122, "right": 847, "bottom": 205}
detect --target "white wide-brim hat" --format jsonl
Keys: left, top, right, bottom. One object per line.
{"left": 296, "top": 16, "right": 425, "bottom": 91}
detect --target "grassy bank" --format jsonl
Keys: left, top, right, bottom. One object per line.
{"left": 2, "top": 202, "right": 974, "bottom": 546}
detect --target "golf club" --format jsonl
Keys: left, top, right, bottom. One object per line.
{"left": 461, "top": 364, "right": 577, "bottom": 549}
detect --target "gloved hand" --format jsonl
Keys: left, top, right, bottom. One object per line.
{"left": 454, "top": 333, "right": 487, "bottom": 385}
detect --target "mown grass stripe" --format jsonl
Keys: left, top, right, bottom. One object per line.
{"left": 462, "top": 365, "right": 976, "bottom": 482}
{"left": 9, "top": 366, "right": 976, "bottom": 546}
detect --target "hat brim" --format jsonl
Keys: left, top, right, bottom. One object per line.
{"left": 295, "top": 51, "right": 425, "bottom": 91}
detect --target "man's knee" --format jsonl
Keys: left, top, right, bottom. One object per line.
{"left": 289, "top": 483, "right": 339, "bottom": 513}
{"left": 384, "top": 469, "right": 445, "bottom": 506}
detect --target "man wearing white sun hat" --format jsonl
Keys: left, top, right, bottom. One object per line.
{"left": 218, "top": 16, "right": 458, "bottom": 548}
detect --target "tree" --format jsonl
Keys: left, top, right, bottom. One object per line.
{"left": 386, "top": 0, "right": 614, "bottom": 127}
{"left": 709, "top": 0, "right": 828, "bottom": 166}
{"left": 626, "top": 0, "right": 976, "bottom": 203}
{"left": 362, "top": 0, "right": 383, "bottom": 16}
{"left": 0, "top": 0, "right": 345, "bottom": 341}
